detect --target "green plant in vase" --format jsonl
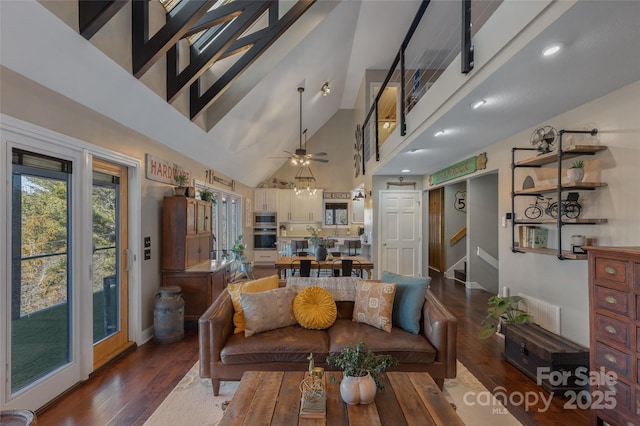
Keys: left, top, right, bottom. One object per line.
{"left": 231, "top": 235, "right": 246, "bottom": 260}
{"left": 479, "top": 295, "right": 532, "bottom": 339}
{"left": 326, "top": 340, "right": 398, "bottom": 390}
{"left": 200, "top": 189, "right": 216, "bottom": 203}
{"left": 173, "top": 172, "right": 189, "bottom": 196}
{"left": 567, "top": 159, "right": 585, "bottom": 183}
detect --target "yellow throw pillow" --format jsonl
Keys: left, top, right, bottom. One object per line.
{"left": 227, "top": 275, "right": 279, "bottom": 334}
{"left": 293, "top": 286, "right": 337, "bottom": 330}
{"left": 352, "top": 279, "right": 397, "bottom": 332}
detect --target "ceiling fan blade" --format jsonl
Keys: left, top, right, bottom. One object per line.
{"left": 311, "top": 158, "right": 329, "bottom": 163}
{"left": 311, "top": 152, "right": 327, "bottom": 156}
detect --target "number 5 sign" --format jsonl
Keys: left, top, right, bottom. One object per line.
{"left": 455, "top": 191, "right": 466, "bottom": 212}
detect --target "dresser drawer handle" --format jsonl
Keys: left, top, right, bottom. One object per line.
{"left": 604, "top": 325, "right": 617, "bottom": 334}
{"left": 604, "top": 353, "right": 617, "bottom": 364}
{"left": 604, "top": 296, "right": 617, "bottom": 304}
{"left": 604, "top": 265, "right": 617, "bottom": 275}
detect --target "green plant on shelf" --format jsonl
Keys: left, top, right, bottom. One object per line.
{"left": 570, "top": 160, "right": 584, "bottom": 168}
{"left": 173, "top": 172, "right": 189, "bottom": 187}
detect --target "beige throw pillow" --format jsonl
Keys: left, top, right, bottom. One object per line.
{"left": 352, "top": 279, "right": 397, "bottom": 332}
{"left": 227, "top": 275, "right": 279, "bottom": 334}
{"left": 240, "top": 287, "right": 297, "bottom": 337}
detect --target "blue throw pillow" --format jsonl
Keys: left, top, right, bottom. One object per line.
{"left": 381, "top": 271, "right": 430, "bottom": 334}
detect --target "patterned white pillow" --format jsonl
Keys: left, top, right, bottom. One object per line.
{"left": 352, "top": 279, "right": 397, "bottom": 332}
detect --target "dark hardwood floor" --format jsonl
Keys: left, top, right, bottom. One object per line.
{"left": 36, "top": 268, "right": 589, "bottom": 425}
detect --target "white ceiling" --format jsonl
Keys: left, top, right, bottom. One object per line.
{"left": 198, "top": 0, "right": 640, "bottom": 184}
{"left": 376, "top": 0, "right": 640, "bottom": 176}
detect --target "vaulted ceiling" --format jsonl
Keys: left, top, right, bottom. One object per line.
{"left": 2, "top": 1, "right": 639, "bottom": 189}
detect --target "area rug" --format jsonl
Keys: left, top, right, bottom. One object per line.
{"left": 143, "top": 362, "right": 522, "bottom": 425}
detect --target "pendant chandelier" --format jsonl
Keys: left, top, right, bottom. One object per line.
{"left": 294, "top": 166, "right": 317, "bottom": 196}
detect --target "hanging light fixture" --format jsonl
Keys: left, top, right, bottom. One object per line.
{"left": 294, "top": 166, "right": 317, "bottom": 196}
{"left": 352, "top": 188, "right": 371, "bottom": 200}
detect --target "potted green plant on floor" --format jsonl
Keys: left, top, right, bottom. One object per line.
{"left": 326, "top": 340, "right": 398, "bottom": 405}
{"left": 479, "top": 295, "right": 532, "bottom": 339}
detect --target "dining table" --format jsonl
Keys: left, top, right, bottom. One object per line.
{"left": 275, "top": 255, "right": 373, "bottom": 279}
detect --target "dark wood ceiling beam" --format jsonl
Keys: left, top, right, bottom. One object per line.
{"left": 132, "top": 0, "right": 218, "bottom": 78}
{"left": 79, "top": 0, "right": 128, "bottom": 40}
{"left": 189, "top": 0, "right": 315, "bottom": 120}
{"left": 166, "top": 1, "right": 272, "bottom": 103}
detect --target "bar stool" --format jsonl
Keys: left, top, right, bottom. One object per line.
{"left": 292, "top": 240, "right": 309, "bottom": 256}
{"left": 345, "top": 240, "right": 362, "bottom": 256}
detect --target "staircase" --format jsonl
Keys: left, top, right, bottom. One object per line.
{"left": 454, "top": 262, "right": 466, "bottom": 283}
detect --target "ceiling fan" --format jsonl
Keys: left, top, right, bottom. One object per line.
{"left": 269, "top": 87, "right": 329, "bottom": 166}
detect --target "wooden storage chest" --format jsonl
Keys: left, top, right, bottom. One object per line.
{"left": 504, "top": 323, "right": 589, "bottom": 393}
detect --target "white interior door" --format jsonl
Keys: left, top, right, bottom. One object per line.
{"left": 378, "top": 190, "right": 422, "bottom": 276}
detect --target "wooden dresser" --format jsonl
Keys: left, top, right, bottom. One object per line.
{"left": 587, "top": 246, "right": 640, "bottom": 426}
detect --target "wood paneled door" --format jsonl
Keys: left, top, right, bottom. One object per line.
{"left": 428, "top": 187, "right": 445, "bottom": 272}
{"left": 92, "top": 159, "right": 134, "bottom": 370}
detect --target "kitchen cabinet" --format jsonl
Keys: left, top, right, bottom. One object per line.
{"left": 510, "top": 141, "right": 607, "bottom": 260}
{"left": 162, "top": 196, "right": 212, "bottom": 270}
{"left": 254, "top": 188, "right": 278, "bottom": 212}
{"left": 277, "top": 189, "right": 323, "bottom": 222}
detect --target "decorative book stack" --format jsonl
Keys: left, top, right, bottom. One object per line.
{"left": 299, "top": 371, "right": 326, "bottom": 419}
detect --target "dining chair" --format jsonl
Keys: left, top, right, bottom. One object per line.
{"left": 290, "top": 259, "right": 320, "bottom": 277}
{"left": 332, "top": 259, "right": 362, "bottom": 277}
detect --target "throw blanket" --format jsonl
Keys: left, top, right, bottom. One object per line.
{"left": 286, "top": 276, "right": 358, "bottom": 301}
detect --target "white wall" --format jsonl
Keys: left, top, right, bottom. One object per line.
{"left": 468, "top": 173, "right": 499, "bottom": 294}
{"left": 429, "top": 79, "right": 640, "bottom": 346}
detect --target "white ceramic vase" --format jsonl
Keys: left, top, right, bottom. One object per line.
{"left": 340, "top": 373, "right": 377, "bottom": 405}
{"left": 567, "top": 167, "right": 584, "bottom": 183}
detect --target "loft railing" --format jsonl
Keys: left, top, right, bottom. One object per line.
{"left": 360, "top": 0, "right": 501, "bottom": 175}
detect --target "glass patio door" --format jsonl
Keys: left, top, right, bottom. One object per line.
{"left": 92, "top": 159, "right": 132, "bottom": 369}
{"left": 9, "top": 149, "right": 74, "bottom": 403}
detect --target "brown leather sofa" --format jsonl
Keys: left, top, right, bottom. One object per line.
{"left": 199, "top": 285, "right": 457, "bottom": 396}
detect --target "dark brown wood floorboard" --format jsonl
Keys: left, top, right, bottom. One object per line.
{"left": 36, "top": 267, "right": 588, "bottom": 425}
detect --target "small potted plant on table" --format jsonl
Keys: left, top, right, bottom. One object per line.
{"left": 326, "top": 340, "right": 398, "bottom": 405}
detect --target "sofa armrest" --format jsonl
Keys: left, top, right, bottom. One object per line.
{"left": 198, "top": 290, "right": 234, "bottom": 379}
{"left": 422, "top": 290, "right": 457, "bottom": 378}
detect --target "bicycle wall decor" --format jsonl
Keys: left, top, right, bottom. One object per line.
{"left": 524, "top": 192, "right": 582, "bottom": 220}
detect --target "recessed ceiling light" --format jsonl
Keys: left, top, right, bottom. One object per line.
{"left": 434, "top": 130, "right": 446, "bottom": 137}
{"left": 542, "top": 43, "right": 563, "bottom": 57}
{"left": 472, "top": 99, "right": 486, "bottom": 109}
{"left": 401, "top": 169, "right": 411, "bottom": 173}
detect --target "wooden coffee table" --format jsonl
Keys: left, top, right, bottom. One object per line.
{"left": 219, "top": 371, "right": 463, "bottom": 425}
